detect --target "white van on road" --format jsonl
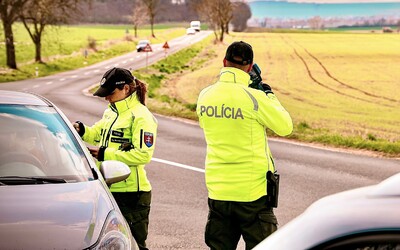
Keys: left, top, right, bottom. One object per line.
{"left": 190, "top": 21, "right": 201, "bottom": 32}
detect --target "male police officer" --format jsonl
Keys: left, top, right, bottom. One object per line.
{"left": 196, "top": 41, "right": 293, "bottom": 250}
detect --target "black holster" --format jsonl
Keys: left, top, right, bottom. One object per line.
{"left": 266, "top": 171, "right": 280, "bottom": 208}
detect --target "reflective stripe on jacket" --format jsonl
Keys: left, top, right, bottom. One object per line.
{"left": 196, "top": 67, "right": 293, "bottom": 202}
{"left": 82, "top": 94, "right": 157, "bottom": 192}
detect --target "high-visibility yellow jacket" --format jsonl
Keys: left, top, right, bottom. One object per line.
{"left": 82, "top": 94, "right": 157, "bottom": 192}
{"left": 196, "top": 67, "right": 293, "bottom": 202}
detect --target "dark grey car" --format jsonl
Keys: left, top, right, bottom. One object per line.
{"left": 254, "top": 173, "right": 400, "bottom": 250}
{"left": 0, "top": 90, "right": 137, "bottom": 249}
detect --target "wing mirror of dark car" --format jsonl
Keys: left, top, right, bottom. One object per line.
{"left": 99, "top": 160, "right": 131, "bottom": 185}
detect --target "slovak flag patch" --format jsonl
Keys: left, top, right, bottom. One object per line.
{"left": 144, "top": 132, "right": 154, "bottom": 148}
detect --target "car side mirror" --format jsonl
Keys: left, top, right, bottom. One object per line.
{"left": 99, "top": 160, "right": 131, "bottom": 185}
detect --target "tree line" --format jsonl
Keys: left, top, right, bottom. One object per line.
{"left": 0, "top": 0, "right": 251, "bottom": 69}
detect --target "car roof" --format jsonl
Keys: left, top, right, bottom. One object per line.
{"left": 0, "top": 90, "right": 51, "bottom": 106}
{"left": 254, "top": 173, "right": 400, "bottom": 250}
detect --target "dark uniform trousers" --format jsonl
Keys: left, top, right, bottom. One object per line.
{"left": 205, "top": 195, "right": 278, "bottom": 250}
{"left": 112, "top": 191, "right": 151, "bottom": 250}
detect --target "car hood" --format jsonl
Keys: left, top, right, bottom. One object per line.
{"left": 254, "top": 181, "right": 400, "bottom": 250}
{"left": 0, "top": 181, "right": 115, "bottom": 249}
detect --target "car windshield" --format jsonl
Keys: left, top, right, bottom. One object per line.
{"left": 0, "top": 104, "right": 94, "bottom": 183}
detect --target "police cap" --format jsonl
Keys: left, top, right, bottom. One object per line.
{"left": 224, "top": 41, "right": 253, "bottom": 66}
{"left": 94, "top": 67, "right": 134, "bottom": 97}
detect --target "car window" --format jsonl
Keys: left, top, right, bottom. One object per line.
{"left": 139, "top": 40, "right": 149, "bottom": 45}
{"left": 311, "top": 231, "right": 400, "bottom": 250}
{"left": 0, "top": 104, "right": 94, "bottom": 183}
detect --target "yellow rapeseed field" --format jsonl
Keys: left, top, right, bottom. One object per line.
{"left": 174, "top": 32, "right": 400, "bottom": 142}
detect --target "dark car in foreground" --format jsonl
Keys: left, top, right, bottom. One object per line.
{"left": 254, "top": 173, "right": 400, "bottom": 250}
{"left": 0, "top": 90, "right": 137, "bottom": 249}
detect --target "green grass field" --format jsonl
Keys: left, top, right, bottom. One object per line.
{"left": 0, "top": 23, "right": 186, "bottom": 65}
{"left": 0, "top": 23, "right": 185, "bottom": 81}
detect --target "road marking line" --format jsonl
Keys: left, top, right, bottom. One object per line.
{"left": 71, "top": 75, "right": 78, "bottom": 78}
{"left": 84, "top": 72, "right": 90, "bottom": 75}
{"left": 60, "top": 78, "right": 65, "bottom": 81}
{"left": 94, "top": 69, "right": 100, "bottom": 73}
{"left": 46, "top": 81, "right": 53, "bottom": 85}
{"left": 152, "top": 157, "right": 204, "bottom": 173}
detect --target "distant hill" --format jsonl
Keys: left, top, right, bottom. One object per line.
{"left": 249, "top": 1, "right": 400, "bottom": 19}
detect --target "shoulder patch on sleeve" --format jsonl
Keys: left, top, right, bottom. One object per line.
{"left": 143, "top": 132, "right": 154, "bottom": 148}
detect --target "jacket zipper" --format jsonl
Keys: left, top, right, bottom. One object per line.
{"left": 103, "top": 106, "right": 119, "bottom": 148}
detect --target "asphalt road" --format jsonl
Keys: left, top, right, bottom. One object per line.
{"left": 1, "top": 32, "right": 399, "bottom": 249}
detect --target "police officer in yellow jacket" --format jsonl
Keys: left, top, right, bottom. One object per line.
{"left": 196, "top": 41, "right": 293, "bottom": 250}
{"left": 73, "top": 67, "right": 157, "bottom": 250}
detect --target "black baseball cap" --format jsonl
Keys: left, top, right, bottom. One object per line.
{"left": 93, "top": 67, "right": 134, "bottom": 97}
{"left": 224, "top": 41, "right": 253, "bottom": 66}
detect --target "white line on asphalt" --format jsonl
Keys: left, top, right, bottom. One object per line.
{"left": 152, "top": 158, "right": 205, "bottom": 173}
{"left": 32, "top": 85, "right": 39, "bottom": 88}
{"left": 71, "top": 75, "right": 78, "bottom": 78}
{"left": 46, "top": 81, "right": 53, "bottom": 85}
{"left": 84, "top": 72, "right": 90, "bottom": 75}
{"left": 122, "top": 60, "right": 127, "bottom": 64}
{"left": 94, "top": 69, "right": 100, "bottom": 73}
{"left": 60, "top": 78, "right": 66, "bottom": 81}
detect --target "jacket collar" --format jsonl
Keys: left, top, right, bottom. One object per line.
{"left": 218, "top": 67, "right": 251, "bottom": 87}
{"left": 110, "top": 94, "right": 139, "bottom": 113}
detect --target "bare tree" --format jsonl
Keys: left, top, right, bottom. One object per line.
{"left": 141, "top": 0, "right": 159, "bottom": 38}
{"left": 308, "top": 16, "right": 322, "bottom": 30}
{"left": 130, "top": 0, "right": 148, "bottom": 38}
{"left": 397, "top": 19, "right": 400, "bottom": 33}
{"left": 231, "top": 1, "right": 251, "bottom": 32}
{"left": 0, "top": 0, "right": 28, "bottom": 69}
{"left": 195, "top": 0, "right": 232, "bottom": 42}
{"left": 19, "top": 0, "right": 88, "bottom": 63}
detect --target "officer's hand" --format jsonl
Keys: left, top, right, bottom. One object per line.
{"left": 88, "top": 146, "right": 100, "bottom": 159}
{"left": 261, "top": 82, "right": 274, "bottom": 95}
{"left": 73, "top": 121, "right": 85, "bottom": 137}
{"left": 73, "top": 123, "right": 80, "bottom": 133}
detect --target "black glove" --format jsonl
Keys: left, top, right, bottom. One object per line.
{"left": 261, "top": 82, "right": 274, "bottom": 95}
{"left": 74, "top": 121, "right": 85, "bottom": 137}
{"left": 119, "top": 142, "right": 134, "bottom": 152}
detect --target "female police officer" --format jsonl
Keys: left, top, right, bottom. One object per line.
{"left": 74, "top": 67, "right": 157, "bottom": 250}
